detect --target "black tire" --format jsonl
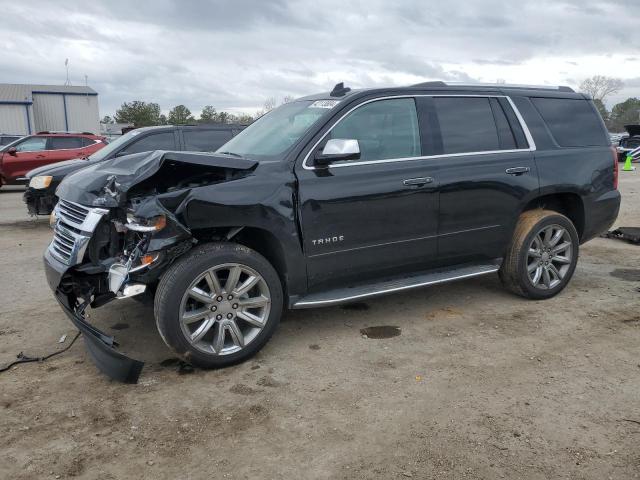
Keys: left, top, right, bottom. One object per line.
{"left": 154, "top": 242, "right": 283, "bottom": 368}
{"left": 499, "top": 209, "right": 579, "bottom": 300}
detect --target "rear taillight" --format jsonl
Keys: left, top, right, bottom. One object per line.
{"left": 611, "top": 146, "right": 619, "bottom": 190}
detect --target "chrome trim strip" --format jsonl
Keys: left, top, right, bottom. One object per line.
{"left": 307, "top": 224, "right": 500, "bottom": 258}
{"left": 439, "top": 224, "right": 501, "bottom": 237}
{"left": 302, "top": 94, "right": 536, "bottom": 171}
{"left": 308, "top": 233, "right": 438, "bottom": 258}
{"left": 292, "top": 265, "right": 499, "bottom": 308}
{"left": 505, "top": 96, "right": 537, "bottom": 151}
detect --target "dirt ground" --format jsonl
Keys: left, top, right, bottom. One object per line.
{"left": 0, "top": 171, "right": 639, "bottom": 480}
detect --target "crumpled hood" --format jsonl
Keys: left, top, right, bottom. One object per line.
{"left": 56, "top": 150, "right": 258, "bottom": 208}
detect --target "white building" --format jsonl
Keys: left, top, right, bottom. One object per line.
{"left": 0, "top": 84, "right": 100, "bottom": 135}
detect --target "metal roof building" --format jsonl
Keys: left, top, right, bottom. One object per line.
{"left": 0, "top": 84, "right": 100, "bottom": 135}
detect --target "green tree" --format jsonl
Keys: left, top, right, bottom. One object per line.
{"left": 168, "top": 105, "right": 195, "bottom": 125}
{"left": 609, "top": 98, "right": 640, "bottom": 132}
{"left": 101, "top": 115, "right": 114, "bottom": 124}
{"left": 199, "top": 105, "right": 218, "bottom": 123}
{"left": 114, "top": 101, "right": 162, "bottom": 126}
{"left": 216, "top": 111, "right": 231, "bottom": 124}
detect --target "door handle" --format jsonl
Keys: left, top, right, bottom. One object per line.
{"left": 505, "top": 167, "right": 530, "bottom": 175}
{"left": 403, "top": 177, "right": 433, "bottom": 187}
{"left": 36, "top": 155, "right": 46, "bottom": 159}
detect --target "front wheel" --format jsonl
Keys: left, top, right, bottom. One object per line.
{"left": 154, "top": 243, "right": 283, "bottom": 368}
{"left": 499, "top": 209, "right": 579, "bottom": 300}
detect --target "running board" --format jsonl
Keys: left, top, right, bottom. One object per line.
{"left": 292, "top": 260, "right": 501, "bottom": 309}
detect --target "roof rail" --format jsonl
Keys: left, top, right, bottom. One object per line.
{"left": 411, "top": 81, "right": 574, "bottom": 92}
{"left": 411, "top": 81, "right": 447, "bottom": 87}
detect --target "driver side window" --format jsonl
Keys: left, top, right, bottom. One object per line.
{"left": 15, "top": 137, "right": 48, "bottom": 152}
{"left": 329, "top": 98, "right": 421, "bottom": 162}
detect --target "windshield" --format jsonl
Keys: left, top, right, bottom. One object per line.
{"left": 88, "top": 129, "right": 144, "bottom": 161}
{"left": 217, "top": 100, "right": 333, "bottom": 159}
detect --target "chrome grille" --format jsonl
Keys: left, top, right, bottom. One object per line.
{"left": 49, "top": 200, "right": 109, "bottom": 266}
{"left": 57, "top": 200, "right": 91, "bottom": 229}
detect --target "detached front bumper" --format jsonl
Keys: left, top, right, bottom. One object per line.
{"left": 24, "top": 187, "right": 57, "bottom": 216}
{"left": 44, "top": 248, "right": 144, "bottom": 383}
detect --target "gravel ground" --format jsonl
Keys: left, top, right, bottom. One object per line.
{"left": 0, "top": 173, "right": 639, "bottom": 480}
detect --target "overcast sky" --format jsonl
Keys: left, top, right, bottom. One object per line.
{"left": 2, "top": 0, "right": 639, "bottom": 117}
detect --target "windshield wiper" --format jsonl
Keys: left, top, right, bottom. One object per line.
{"left": 218, "top": 151, "right": 243, "bottom": 158}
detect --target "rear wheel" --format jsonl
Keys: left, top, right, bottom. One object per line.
{"left": 155, "top": 243, "right": 283, "bottom": 368}
{"left": 499, "top": 209, "right": 579, "bottom": 299}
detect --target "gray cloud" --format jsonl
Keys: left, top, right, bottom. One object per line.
{"left": 0, "top": 0, "right": 639, "bottom": 116}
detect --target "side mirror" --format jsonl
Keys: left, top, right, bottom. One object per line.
{"left": 7, "top": 147, "right": 17, "bottom": 156}
{"left": 115, "top": 151, "right": 130, "bottom": 158}
{"left": 314, "top": 139, "right": 360, "bottom": 166}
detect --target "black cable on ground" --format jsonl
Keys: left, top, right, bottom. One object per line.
{"left": 0, "top": 331, "right": 82, "bottom": 373}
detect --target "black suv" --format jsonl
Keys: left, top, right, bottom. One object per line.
{"left": 24, "top": 124, "right": 245, "bottom": 215}
{"left": 616, "top": 125, "right": 640, "bottom": 161}
{"left": 43, "top": 82, "right": 620, "bottom": 382}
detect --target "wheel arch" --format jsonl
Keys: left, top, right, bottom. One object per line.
{"left": 521, "top": 191, "right": 585, "bottom": 240}
{"left": 190, "top": 225, "right": 304, "bottom": 301}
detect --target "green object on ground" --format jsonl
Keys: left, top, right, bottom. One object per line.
{"left": 622, "top": 155, "right": 635, "bottom": 171}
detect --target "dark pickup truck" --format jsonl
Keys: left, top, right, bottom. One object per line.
{"left": 43, "top": 82, "right": 620, "bottom": 382}
{"left": 24, "top": 124, "right": 245, "bottom": 216}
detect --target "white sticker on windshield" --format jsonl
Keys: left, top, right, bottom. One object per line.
{"left": 309, "top": 100, "right": 340, "bottom": 109}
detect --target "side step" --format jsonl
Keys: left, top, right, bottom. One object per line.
{"left": 292, "top": 260, "right": 501, "bottom": 309}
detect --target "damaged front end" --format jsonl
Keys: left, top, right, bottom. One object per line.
{"left": 44, "top": 150, "right": 258, "bottom": 382}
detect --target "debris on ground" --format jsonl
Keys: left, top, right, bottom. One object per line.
{"left": 602, "top": 227, "right": 640, "bottom": 245}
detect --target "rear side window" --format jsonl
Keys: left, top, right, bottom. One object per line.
{"left": 184, "top": 130, "right": 233, "bottom": 151}
{"left": 531, "top": 98, "right": 608, "bottom": 147}
{"left": 329, "top": 98, "right": 421, "bottom": 161}
{"left": 434, "top": 97, "right": 500, "bottom": 154}
{"left": 49, "top": 136, "right": 84, "bottom": 150}
{"left": 81, "top": 137, "right": 97, "bottom": 147}
{"left": 126, "top": 132, "right": 176, "bottom": 154}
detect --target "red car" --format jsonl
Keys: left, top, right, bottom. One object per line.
{"left": 0, "top": 132, "right": 106, "bottom": 186}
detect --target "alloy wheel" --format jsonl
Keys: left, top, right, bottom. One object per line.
{"left": 179, "top": 263, "right": 271, "bottom": 355}
{"left": 526, "top": 224, "right": 573, "bottom": 290}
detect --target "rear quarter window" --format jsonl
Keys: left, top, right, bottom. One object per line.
{"left": 531, "top": 98, "right": 608, "bottom": 147}
{"left": 49, "top": 136, "right": 84, "bottom": 150}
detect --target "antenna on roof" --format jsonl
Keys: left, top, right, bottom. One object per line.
{"left": 64, "top": 58, "right": 72, "bottom": 86}
{"left": 330, "top": 82, "right": 351, "bottom": 97}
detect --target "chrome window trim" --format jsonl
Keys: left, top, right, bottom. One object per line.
{"left": 302, "top": 94, "right": 536, "bottom": 170}
{"left": 47, "top": 145, "right": 93, "bottom": 152}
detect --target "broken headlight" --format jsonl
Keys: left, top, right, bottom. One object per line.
{"left": 125, "top": 213, "right": 167, "bottom": 233}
